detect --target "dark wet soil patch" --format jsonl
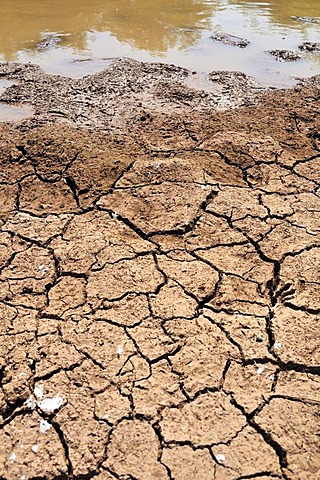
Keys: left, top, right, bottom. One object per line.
{"left": 267, "top": 50, "right": 302, "bottom": 62}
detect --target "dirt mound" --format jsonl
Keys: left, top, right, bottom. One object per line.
{"left": 0, "top": 61, "right": 320, "bottom": 479}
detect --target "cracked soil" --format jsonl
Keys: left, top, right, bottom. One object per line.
{"left": 0, "top": 59, "right": 319, "bottom": 480}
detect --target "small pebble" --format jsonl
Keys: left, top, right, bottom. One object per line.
{"left": 256, "top": 333, "right": 264, "bottom": 342}
{"left": 216, "top": 454, "right": 225, "bottom": 462}
{"left": 116, "top": 345, "right": 124, "bottom": 355}
{"left": 256, "top": 366, "right": 267, "bottom": 375}
{"left": 39, "top": 419, "right": 52, "bottom": 433}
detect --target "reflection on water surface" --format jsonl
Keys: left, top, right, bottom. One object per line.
{"left": 0, "top": 103, "right": 34, "bottom": 122}
{"left": 0, "top": 0, "right": 319, "bottom": 86}
{"left": 0, "top": 79, "right": 35, "bottom": 122}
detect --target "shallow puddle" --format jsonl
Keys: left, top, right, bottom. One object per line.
{"left": 0, "top": 103, "right": 34, "bottom": 122}
{"left": 0, "top": 79, "right": 15, "bottom": 95}
{"left": 0, "top": 79, "right": 34, "bottom": 121}
{"left": 0, "top": 0, "right": 319, "bottom": 86}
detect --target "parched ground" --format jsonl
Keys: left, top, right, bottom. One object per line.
{"left": 0, "top": 61, "right": 320, "bottom": 480}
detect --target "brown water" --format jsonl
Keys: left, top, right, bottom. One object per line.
{"left": 0, "top": 0, "right": 319, "bottom": 87}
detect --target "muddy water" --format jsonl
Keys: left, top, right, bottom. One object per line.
{"left": 0, "top": 80, "right": 34, "bottom": 121}
{"left": 0, "top": 103, "right": 34, "bottom": 122}
{"left": 0, "top": 0, "right": 319, "bottom": 86}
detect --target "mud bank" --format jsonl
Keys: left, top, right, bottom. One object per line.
{"left": 0, "top": 58, "right": 267, "bottom": 130}
{"left": 0, "top": 60, "right": 320, "bottom": 480}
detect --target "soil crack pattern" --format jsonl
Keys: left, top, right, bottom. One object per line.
{"left": 0, "top": 61, "right": 319, "bottom": 480}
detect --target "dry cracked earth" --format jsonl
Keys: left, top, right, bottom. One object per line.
{"left": 0, "top": 61, "right": 320, "bottom": 480}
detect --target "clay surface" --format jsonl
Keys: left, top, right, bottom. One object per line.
{"left": 0, "top": 61, "right": 319, "bottom": 480}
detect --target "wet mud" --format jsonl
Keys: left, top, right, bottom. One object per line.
{"left": 267, "top": 50, "right": 302, "bottom": 62}
{"left": 210, "top": 33, "right": 250, "bottom": 48}
{"left": 0, "top": 59, "right": 265, "bottom": 129}
{"left": 0, "top": 59, "right": 320, "bottom": 479}
{"left": 299, "top": 42, "right": 320, "bottom": 53}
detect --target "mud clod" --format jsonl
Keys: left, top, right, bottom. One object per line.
{"left": 210, "top": 32, "right": 250, "bottom": 48}
{"left": 298, "top": 42, "right": 320, "bottom": 53}
{"left": 267, "top": 50, "right": 301, "bottom": 62}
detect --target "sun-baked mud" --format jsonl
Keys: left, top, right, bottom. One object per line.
{"left": 0, "top": 61, "right": 319, "bottom": 479}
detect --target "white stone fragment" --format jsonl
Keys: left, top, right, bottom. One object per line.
{"left": 32, "top": 444, "right": 39, "bottom": 453}
{"left": 256, "top": 366, "right": 267, "bottom": 375}
{"left": 25, "top": 395, "right": 37, "bottom": 410}
{"left": 37, "top": 393, "right": 64, "bottom": 412}
{"left": 39, "top": 419, "right": 52, "bottom": 433}
{"left": 216, "top": 454, "right": 225, "bottom": 463}
{"left": 116, "top": 345, "right": 124, "bottom": 355}
{"left": 26, "top": 389, "right": 65, "bottom": 413}
{"left": 34, "top": 384, "right": 44, "bottom": 399}
{"left": 274, "top": 341, "right": 282, "bottom": 350}
{"left": 9, "top": 452, "right": 16, "bottom": 464}
{"left": 38, "top": 264, "right": 48, "bottom": 275}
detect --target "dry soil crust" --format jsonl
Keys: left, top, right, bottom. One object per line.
{"left": 0, "top": 60, "right": 320, "bottom": 480}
